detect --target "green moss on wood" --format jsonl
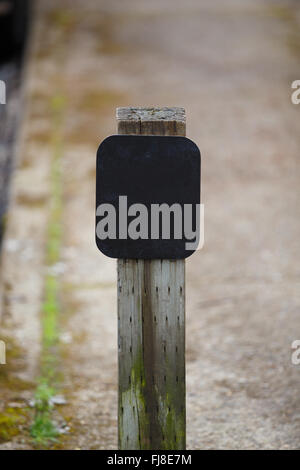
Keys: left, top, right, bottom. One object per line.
{"left": 120, "top": 346, "right": 185, "bottom": 450}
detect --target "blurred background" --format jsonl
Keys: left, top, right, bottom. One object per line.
{"left": 0, "top": 0, "right": 299, "bottom": 450}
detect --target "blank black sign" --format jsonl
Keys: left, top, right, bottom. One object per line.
{"left": 96, "top": 135, "right": 200, "bottom": 259}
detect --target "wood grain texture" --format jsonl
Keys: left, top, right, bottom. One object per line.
{"left": 117, "top": 107, "right": 186, "bottom": 450}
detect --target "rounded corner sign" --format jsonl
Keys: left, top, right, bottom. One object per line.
{"left": 95, "top": 134, "right": 201, "bottom": 259}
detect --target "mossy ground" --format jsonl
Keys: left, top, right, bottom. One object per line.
{"left": 30, "top": 95, "right": 65, "bottom": 448}
{"left": 0, "top": 335, "right": 33, "bottom": 445}
{"left": 0, "top": 407, "right": 28, "bottom": 443}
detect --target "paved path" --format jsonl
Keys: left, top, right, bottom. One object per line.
{"left": 1, "top": 0, "right": 300, "bottom": 449}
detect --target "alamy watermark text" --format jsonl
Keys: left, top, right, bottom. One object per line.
{"left": 96, "top": 196, "right": 204, "bottom": 251}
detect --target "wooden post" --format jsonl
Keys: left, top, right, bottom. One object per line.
{"left": 117, "top": 107, "right": 186, "bottom": 450}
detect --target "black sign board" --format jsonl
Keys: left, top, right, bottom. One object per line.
{"left": 96, "top": 135, "right": 200, "bottom": 259}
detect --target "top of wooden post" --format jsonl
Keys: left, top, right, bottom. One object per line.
{"left": 117, "top": 107, "right": 185, "bottom": 122}
{"left": 116, "top": 107, "right": 186, "bottom": 136}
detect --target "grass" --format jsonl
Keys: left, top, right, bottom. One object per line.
{"left": 30, "top": 94, "right": 65, "bottom": 447}
{"left": 0, "top": 407, "right": 27, "bottom": 443}
{"left": 30, "top": 381, "right": 58, "bottom": 446}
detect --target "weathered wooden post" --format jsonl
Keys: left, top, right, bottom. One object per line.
{"left": 116, "top": 107, "right": 186, "bottom": 450}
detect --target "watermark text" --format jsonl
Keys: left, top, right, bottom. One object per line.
{"left": 291, "top": 80, "right": 300, "bottom": 105}
{"left": 0, "top": 340, "right": 6, "bottom": 365}
{"left": 0, "top": 80, "right": 6, "bottom": 104}
{"left": 96, "top": 196, "right": 204, "bottom": 251}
